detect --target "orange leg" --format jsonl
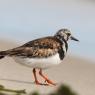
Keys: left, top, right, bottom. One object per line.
{"left": 39, "top": 69, "right": 56, "bottom": 86}
{"left": 33, "top": 68, "right": 41, "bottom": 85}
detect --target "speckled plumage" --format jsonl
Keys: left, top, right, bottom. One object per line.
{"left": 0, "top": 28, "right": 79, "bottom": 63}
{"left": 0, "top": 36, "right": 67, "bottom": 60}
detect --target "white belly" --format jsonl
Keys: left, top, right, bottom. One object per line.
{"left": 12, "top": 53, "right": 62, "bottom": 69}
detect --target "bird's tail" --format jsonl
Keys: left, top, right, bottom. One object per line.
{"left": 0, "top": 51, "right": 8, "bottom": 59}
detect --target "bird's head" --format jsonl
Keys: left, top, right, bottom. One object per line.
{"left": 54, "top": 29, "right": 79, "bottom": 42}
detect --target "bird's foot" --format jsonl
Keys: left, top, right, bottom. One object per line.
{"left": 34, "top": 81, "right": 49, "bottom": 86}
{"left": 34, "top": 80, "right": 41, "bottom": 85}
{"left": 44, "top": 79, "right": 56, "bottom": 86}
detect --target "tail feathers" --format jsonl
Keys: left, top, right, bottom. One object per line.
{"left": 0, "top": 51, "right": 8, "bottom": 59}
{"left": 0, "top": 55, "right": 5, "bottom": 59}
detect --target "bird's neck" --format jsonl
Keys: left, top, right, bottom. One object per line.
{"left": 54, "top": 35, "right": 68, "bottom": 52}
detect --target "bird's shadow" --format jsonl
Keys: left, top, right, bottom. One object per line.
{"left": 0, "top": 78, "right": 34, "bottom": 84}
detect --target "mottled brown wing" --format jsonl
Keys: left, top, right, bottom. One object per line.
{"left": 7, "top": 37, "right": 62, "bottom": 58}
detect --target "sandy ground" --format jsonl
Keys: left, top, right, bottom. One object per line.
{"left": 0, "top": 40, "right": 95, "bottom": 95}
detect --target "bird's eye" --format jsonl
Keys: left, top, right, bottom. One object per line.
{"left": 66, "top": 33, "right": 71, "bottom": 36}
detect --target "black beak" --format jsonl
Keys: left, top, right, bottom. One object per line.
{"left": 71, "top": 36, "right": 79, "bottom": 41}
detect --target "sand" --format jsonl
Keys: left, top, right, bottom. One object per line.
{"left": 0, "top": 40, "right": 95, "bottom": 95}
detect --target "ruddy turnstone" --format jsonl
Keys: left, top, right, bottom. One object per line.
{"left": 0, "top": 29, "right": 79, "bottom": 86}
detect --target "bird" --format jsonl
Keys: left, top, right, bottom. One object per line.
{"left": 0, "top": 29, "right": 79, "bottom": 86}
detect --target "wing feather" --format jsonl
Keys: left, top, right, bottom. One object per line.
{"left": 6, "top": 37, "right": 62, "bottom": 58}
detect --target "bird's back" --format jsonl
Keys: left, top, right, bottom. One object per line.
{"left": 0, "top": 36, "right": 64, "bottom": 59}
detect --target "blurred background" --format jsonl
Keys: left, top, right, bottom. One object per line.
{"left": 0, "top": 0, "right": 95, "bottom": 62}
